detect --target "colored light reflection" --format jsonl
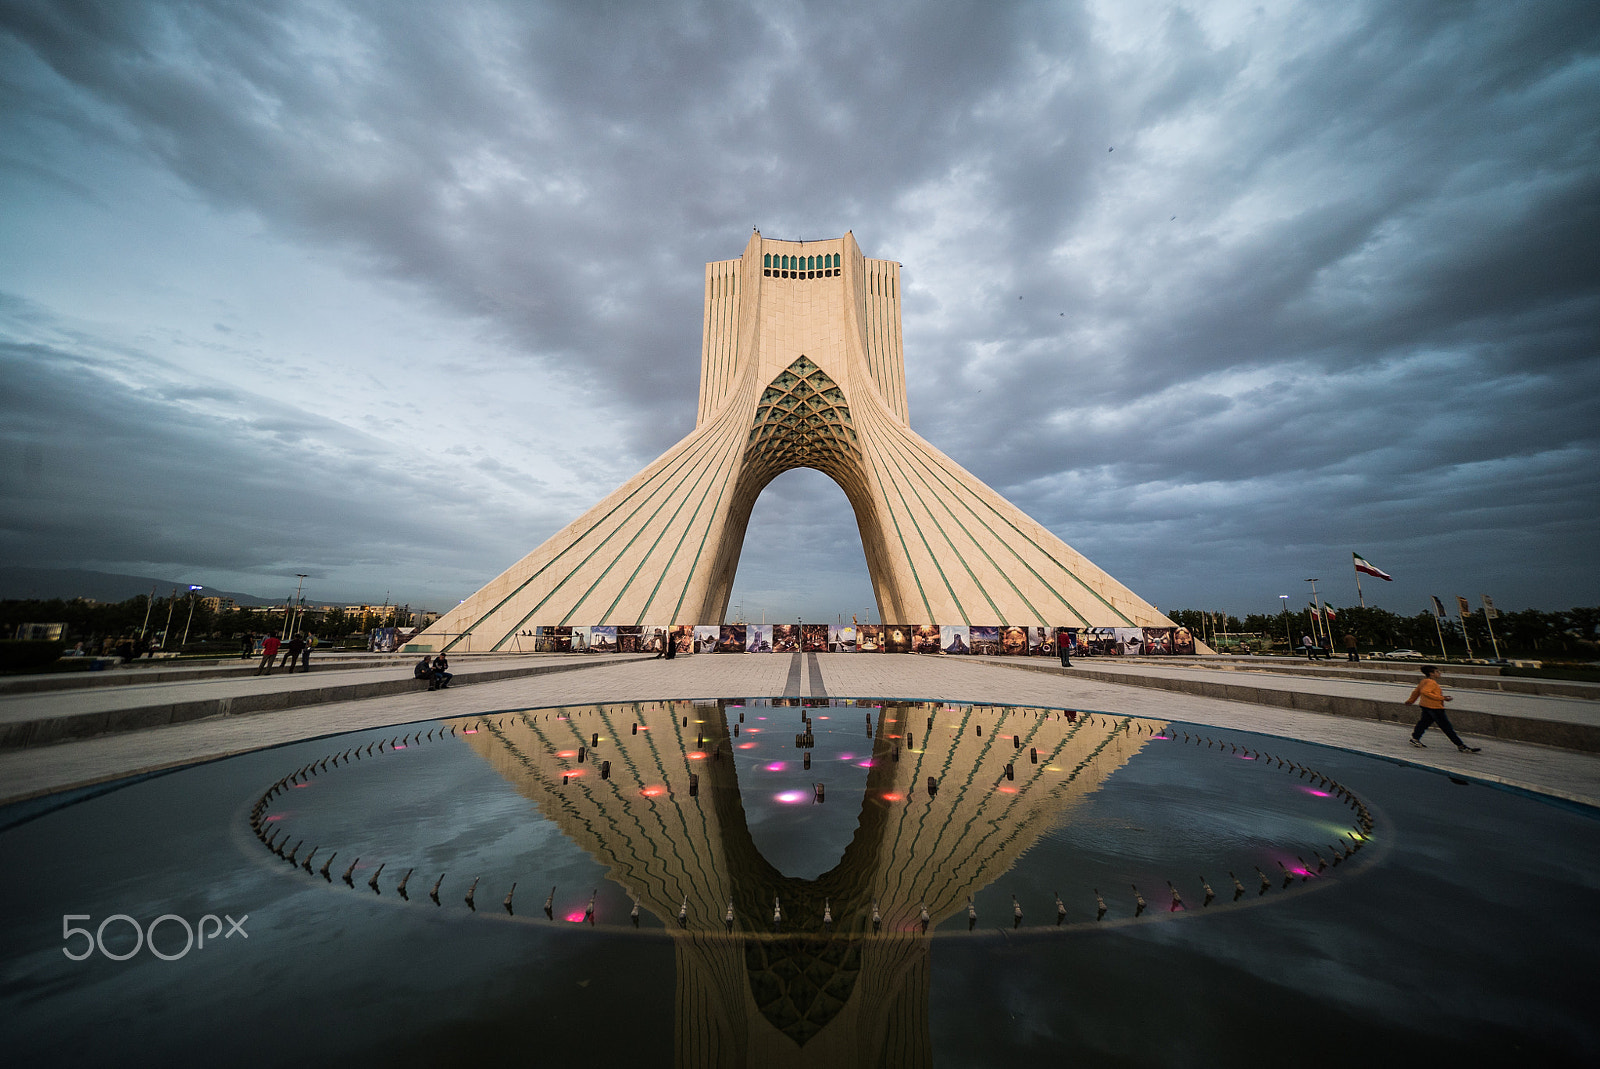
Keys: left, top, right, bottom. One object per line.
{"left": 265, "top": 814, "right": 282, "bottom": 821}
{"left": 837, "top": 753, "right": 855, "bottom": 761}
{"left": 687, "top": 752, "right": 706, "bottom": 760}
{"left": 394, "top": 744, "right": 406, "bottom": 749}
{"left": 881, "top": 792, "right": 902, "bottom": 802}
{"left": 775, "top": 790, "right": 809, "bottom": 804}
{"left": 641, "top": 785, "right": 665, "bottom": 797}
{"left": 1151, "top": 735, "right": 1169, "bottom": 741}
{"left": 997, "top": 785, "right": 1018, "bottom": 794}
{"left": 764, "top": 761, "right": 787, "bottom": 772}
{"left": 565, "top": 911, "right": 586, "bottom": 923}
{"left": 738, "top": 742, "right": 757, "bottom": 750}
{"left": 1237, "top": 753, "right": 1255, "bottom": 760}
{"left": 464, "top": 728, "right": 478, "bottom": 734}
{"left": 1302, "top": 787, "right": 1331, "bottom": 797}
{"left": 557, "top": 750, "right": 578, "bottom": 758}
{"left": 856, "top": 760, "right": 874, "bottom": 768}
{"left": 565, "top": 769, "right": 586, "bottom": 777}
{"left": 745, "top": 728, "right": 761, "bottom": 734}
{"left": 292, "top": 782, "right": 308, "bottom": 788}
{"left": 818, "top": 716, "right": 830, "bottom": 720}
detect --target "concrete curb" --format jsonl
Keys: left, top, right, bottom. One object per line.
{"left": 0, "top": 656, "right": 649, "bottom": 750}
{"left": 0, "top": 655, "right": 427, "bottom": 695}
{"left": 978, "top": 659, "right": 1600, "bottom": 753}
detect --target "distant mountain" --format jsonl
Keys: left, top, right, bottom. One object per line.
{"left": 0, "top": 567, "right": 277, "bottom": 607}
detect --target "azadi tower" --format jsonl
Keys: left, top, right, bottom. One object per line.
{"left": 418, "top": 231, "right": 1176, "bottom": 652}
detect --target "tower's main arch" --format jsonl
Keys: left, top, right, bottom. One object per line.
{"left": 418, "top": 231, "right": 1176, "bottom": 652}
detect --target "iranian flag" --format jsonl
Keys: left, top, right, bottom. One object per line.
{"left": 1352, "top": 553, "right": 1392, "bottom": 581}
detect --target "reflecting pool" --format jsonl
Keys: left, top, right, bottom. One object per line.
{"left": 1, "top": 698, "right": 1595, "bottom": 1067}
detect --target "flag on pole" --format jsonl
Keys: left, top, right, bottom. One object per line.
{"left": 1352, "top": 553, "right": 1392, "bottom": 581}
{"left": 1481, "top": 595, "right": 1498, "bottom": 620}
{"left": 1456, "top": 596, "right": 1472, "bottom": 617}
{"left": 1324, "top": 605, "right": 1338, "bottom": 620}
{"left": 1431, "top": 596, "right": 1446, "bottom": 617}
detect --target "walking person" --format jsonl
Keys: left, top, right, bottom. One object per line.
{"left": 1405, "top": 665, "right": 1480, "bottom": 753}
{"left": 240, "top": 633, "right": 254, "bottom": 660}
{"left": 256, "top": 634, "right": 281, "bottom": 675}
{"left": 1302, "top": 633, "right": 1318, "bottom": 661}
{"left": 301, "top": 633, "right": 316, "bottom": 672}
{"left": 1343, "top": 632, "right": 1359, "bottom": 662}
{"left": 1058, "top": 631, "right": 1073, "bottom": 668}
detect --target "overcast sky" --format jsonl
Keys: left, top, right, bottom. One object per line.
{"left": 2, "top": 0, "right": 1597, "bottom": 620}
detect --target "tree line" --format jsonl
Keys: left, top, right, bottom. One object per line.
{"left": 0, "top": 595, "right": 416, "bottom": 652}
{"left": 1167, "top": 605, "right": 1600, "bottom": 661}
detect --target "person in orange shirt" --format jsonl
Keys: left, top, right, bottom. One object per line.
{"left": 1405, "top": 665, "right": 1480, "bottom": 752}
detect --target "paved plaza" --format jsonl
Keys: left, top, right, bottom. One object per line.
{"left": 2, "top": 652, "right": 1596, "bottom": 810}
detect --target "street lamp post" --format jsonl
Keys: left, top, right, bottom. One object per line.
{"left": 1306, "top": 578, "right": 1326, "bottom": 653}
{"left": 180, "top": 585, "right": 204, "bottom": 647}
{"left": 283, "top": 574, "right": 308, "bottom": 640}
{"left": 1279, "top": 595, "right": 1291, "bottom": 653}
{"left": 160, "top": 587, "right": 179, "bottom": 648}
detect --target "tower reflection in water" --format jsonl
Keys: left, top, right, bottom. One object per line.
{"left": 462, "top": 698, "right": 1159, "bottom": 1068}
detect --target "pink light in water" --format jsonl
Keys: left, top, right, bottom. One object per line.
{"left": 1151, "top": 735, "right": 1168, "bottom": 740}
{"left": 1237, "top": 753, "right": 1255, "bottom": 760}
{"left": 818, "top": 716, "right": 830, "bottom": 720}
{"left": 394, "top": 744, "right": 406, "bottom": 749}
{"left": 738, "top": 742, "right": 757, "bottom": 750}
{"left": 745, "top": 728, "right": 761, "bottom": 734}
{"left": 837, "top": 753, "right": 855, "bottom": 761}
{"left": 856, "top": 760, "right": 874, "bottom": 768}
{"left": 565, "top": 911, "right": 586, "bottom": 923}
{"left": 557, "top": 749, "right": 578, "bottom": 758}
{"left": 881, "top": 792, "right": 903, "bottom": 802}
{"left": 265, "top": 814, "right": 282, "bottom": 821}
{"left": 565, "top": 769, "right": 586, "bottom": 778}
{"left": 464, "top": 728, "right": 478, "bottom": 734}
{"left": 641, "top": 785, "right": 665, "bottom": 797}
{"left": 997, "top": 785, "right": 1017, "bottom": 794}
{"left": 292, "top": 782, "right": 309, "bottom": 788}
{"left": 758, "top": 716, "right": 768, "bottom": 721}
{"left": 775, "top": 790, "right": 809, "bottom": 804}
{"left": 1302, "top": 787, "right": 1331, "bottom": 797}
{"left": 687, "top": 752, "right": 706, "bottom": 760}
{"left": 764, "top": 761, "right": 787, "bottom": 772}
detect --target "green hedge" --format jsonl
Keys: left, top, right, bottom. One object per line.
{"left": 0, "top": 640, "right": 67, "bottom": 673}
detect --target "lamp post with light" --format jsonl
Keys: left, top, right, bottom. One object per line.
{"left": 1279, "top": 595, "right": 1291, "bottom": 653}
{"left": 180, "top": 585, "right": 204, "bottom": 647}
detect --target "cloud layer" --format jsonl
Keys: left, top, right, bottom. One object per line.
{"left": 2, "top": 0, "right": 1597, "bottom": 616}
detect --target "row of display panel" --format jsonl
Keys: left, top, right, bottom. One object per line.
{"left": 504, "top": 624, "right": 1198, "bottom": 656}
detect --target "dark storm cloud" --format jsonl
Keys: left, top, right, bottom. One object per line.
{"left": 2, "top": 0, "right": 1597, "bottom": 612}
{"left": 0, "top": 325, "right": 558, "bottom": 601}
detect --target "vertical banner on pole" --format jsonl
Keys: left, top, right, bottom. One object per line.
{"left": 1455, "top": 597, "right": 1475, "bottom": 659}
{"left": 1430, "top": 596, "right": 1449, "bottom": 659}
{"left": 1481, "top": 595, "right": 1502, "bottom": 660}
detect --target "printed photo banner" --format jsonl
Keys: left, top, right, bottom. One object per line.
{"left": 940, "top": 625, "right": 969, "bottom": 654}
{"left": 539, "top": 622, "right": 1193, "bottom": 655}
{"left": 746, "top": 624, "right": 773, "bottom": 652}
{"left": 693, "top": 625, "right": 720, "bottom": 653}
